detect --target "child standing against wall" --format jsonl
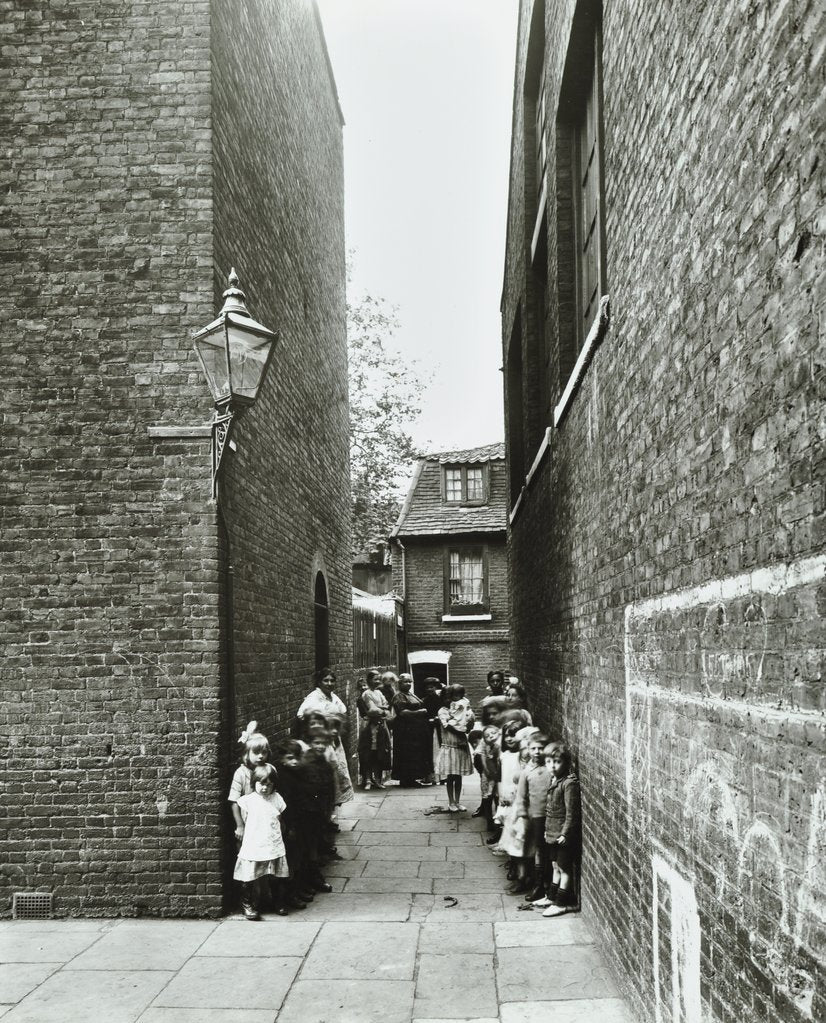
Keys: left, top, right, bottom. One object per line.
{"left": 515, "top": 733, "right": 552, "bottom": 900}
{"left": 542, "top": 744, "right": 581, "bottom": 917}
{"left": 228, "top": 721, "right": 271, "bottom": 859}
{"left": 495, "top": 722, "right": 528, "bottom": 885}
{"left": 233, "top": 763, "right": 290, "bottom": 920}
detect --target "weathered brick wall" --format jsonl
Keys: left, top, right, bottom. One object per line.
{"left": 399, "top": 539, "right": 509, "bottom": 708}
{"left": 1, "top": 0, "right": 350, "bottom": 918}
{"left": 212, "top": 0, "right": 353, "bottom": 746}
{"left": 502, "top": 2, "right": 825, "bottom": 1022}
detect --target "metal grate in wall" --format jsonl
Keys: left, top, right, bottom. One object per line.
{"left": 12, "top": 892, "right": 54, "bottom": 920}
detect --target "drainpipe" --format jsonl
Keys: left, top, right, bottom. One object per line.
{"left": 395, "top": 538, "right": 407, "bottom": 603}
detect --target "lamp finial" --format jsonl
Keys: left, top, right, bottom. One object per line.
{"left": 220, "top": 267, "right": 250, "bottom": 316}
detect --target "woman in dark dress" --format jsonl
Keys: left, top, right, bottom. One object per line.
{"left": 390, "top": 673, "right": 433, "bottom": 786}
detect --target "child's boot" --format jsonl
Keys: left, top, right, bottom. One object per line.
{"left": 241, "top": 882, "right": 260, "bottom": 921}
{"left": 472, "top": 795, "right": 490, "bottom": 819}
{"left": 543, "top": 886, "right": 573, "bottom": 917}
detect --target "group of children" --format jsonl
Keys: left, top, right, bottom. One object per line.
{"left": 470, "top": 710, "right": 582, "bottom": 916}
{"left": 228, "top": 717, "right": 349, "bottom": 920}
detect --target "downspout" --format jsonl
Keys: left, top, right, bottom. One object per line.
{"left": 396, "top": 538, "right": 406, "bottom": 604}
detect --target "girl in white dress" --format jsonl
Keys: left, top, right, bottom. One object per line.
{"left": 233, "top": 763, "right": 290, "bottom": 920}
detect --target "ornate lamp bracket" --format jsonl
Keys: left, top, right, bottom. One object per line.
{"left": 211, "top": 400, "right": 236, "bottom": 499}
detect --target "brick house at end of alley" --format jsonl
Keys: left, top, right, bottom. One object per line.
{"left": 390, "top": 443, "right": 509, "bottom": 708}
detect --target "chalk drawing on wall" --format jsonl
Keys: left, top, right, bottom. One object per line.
{"left": 652, "top": 850, "right": 702, "bottom": 1023}
{"left": 700, "top": 598, "right": 767, "bottom": 700}
{"left": 625, "top": 554, "right": 826, "bottom": 1020}
{"left": 684, "top": 761, "right": 740, "bottom": 899}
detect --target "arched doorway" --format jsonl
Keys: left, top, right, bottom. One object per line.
{"left": 314, "top": 571, "right": 330, "bottom": 671}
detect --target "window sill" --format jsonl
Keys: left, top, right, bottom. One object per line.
{"left": 553, "top": 295, "right": 610, "bottom": 427}
{"left": 442, "top": 614, "right": 492, "bottom": 622}
{"left": 530, "top": 181, "right": 547, "bottom": 264}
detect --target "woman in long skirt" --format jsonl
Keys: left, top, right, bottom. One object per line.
{"left": 390, "top": 673, "right": 433, "bottom": 786}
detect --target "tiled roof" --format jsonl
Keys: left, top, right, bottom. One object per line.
{"left": 420, "top": 441, "right": 506, "bottom": 464}
{"left": 391, "top": 446, "right": 508, "bottom": 538}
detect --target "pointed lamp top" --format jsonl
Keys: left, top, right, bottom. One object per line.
{"left": 219, "top": 267, "right": 251, "bottom": 317}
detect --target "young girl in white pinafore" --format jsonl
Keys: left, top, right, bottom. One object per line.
{"left": 234, "top": 763, "right": 290, "bottom": 920}
{"left": 493, "top": 721, "right": 529, "bottom": 886}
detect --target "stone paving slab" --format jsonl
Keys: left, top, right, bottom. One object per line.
{"left": 417, "top": 860, "right": 465, "bottom": 878}
{"left": 410, "top": 895, "right": 506, "bottom": 922}
{"left": 356, "top": 844, "right": 446, "bottom": 861}
{"left": 497, "top": 944, "right": 621, "bottom": 1002}
{"left": 358, "top": 831, "right": 432, "bottom": 846}
{"left": 65, "top": 920, "right": 217, "bottom": 972}
{"left": 279, "top": 979, "right": 416, "bottom": 1023}
{"left": 324, "top": 858, "right": 366, "bottom": 877}
{"left": 432, "top": 878, "right": 507, "bottom": 895}
{"left": 138, "top": 1011, "right": 274, "bottom": 1023}
{"left": 461, "top": 861, "right": 509, "bottom": 879}
{"left": 414, "top": 953, "right": 498, "bottom": 1019}
{"left": 302, "top": 922, "right": 419, "bottom": 980}
{"left": 445, "top": 846, "right": 501, "bottom": 862}
{"left": 345, "top": 877, "right": 434, "bottom": 894}
{"left": 362, "top": 859, "right": 421, "bottom": 877}
{"left": 2, "top": 969, "right": 173, "bottom": 1023}
{"left": 288, "top": 893, "right": 412, "bottom": 921}
{"left": 495, "top": 918, "right": 595, "bottom": 946}
{"left": 500, "top": 998, "right": 637, "bottom": 1022}
{"left": 357, "top": 818, "right": 458, "bottom": 833}
{"left": 413, "top": 1019, "right": 498, "bottom": 1023}
{"left": 432, "top": 831, "right": 486, "bottom": 845}
{"left": 0, "top": 964, "right": 59, "bottom": 1003}
{"left": 419, "top": 922, "right": 494, "bottom": 955}
{"left": 456, "top": 819, "right": 487, "bottom": 831}
{"left": 338, "top": 801, "right": 380, "bottom": 818}
{"left": 0, "top": 926, "right": 105, "bottom": 963}
{"left": 194, "top": 920, "right": 319, "bottom": 957}
{"left": 153, "top": 956, "right": 299, "bottom": 1010}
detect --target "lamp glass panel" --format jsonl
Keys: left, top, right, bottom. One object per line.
{"left": 194, "top": 328, "right": 231, "bottom": 401}
{"left": 227, "top": 325, "right": 273, "bottom": 400}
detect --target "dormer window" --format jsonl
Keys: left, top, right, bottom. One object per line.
{"left": 443, "top": 464, "right": 488, "bottom": 505}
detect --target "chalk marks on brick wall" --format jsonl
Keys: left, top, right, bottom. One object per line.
{"left": 652, "top": 851, "right": 702, "bottom": 1023}
{"left": 624, "top": 553, "right": 826, "bottom": 1020}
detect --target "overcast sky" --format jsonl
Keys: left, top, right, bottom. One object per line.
{"left": 317, "top": 0, "right": 519, "bottom": 454}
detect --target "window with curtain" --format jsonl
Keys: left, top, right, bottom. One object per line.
{"left": 442, "top": 464, "right": 488, "bottom": 504}
{"left": 445, "top": 548, "right": 488, "bottom": 613}
{"left": 445, "top": 468, "right": 463, "bottom": 502}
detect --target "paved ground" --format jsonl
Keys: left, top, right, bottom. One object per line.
{"left": 0, "top": 780, "right": 637, "bottom": 1022}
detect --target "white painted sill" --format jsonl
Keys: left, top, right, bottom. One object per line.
{"left": 509, "top": 295, "right": 611, "bottom": 527}
{"left": 441, "top": 614, "right": 493, "bottom": 623}
{"left": 553, "top": 295, "right": 611, "bottom": 427}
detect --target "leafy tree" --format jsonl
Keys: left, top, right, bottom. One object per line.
{"left": 348, "top": 289, "right": 426, "bottom": 559}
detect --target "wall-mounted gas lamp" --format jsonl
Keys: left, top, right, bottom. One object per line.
{"left": 192, "top": 269, "right": 278, "bottom": 497}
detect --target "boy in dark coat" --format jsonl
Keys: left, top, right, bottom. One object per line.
{"left": 542, "top": 744, "right": 581, "bottom": 916}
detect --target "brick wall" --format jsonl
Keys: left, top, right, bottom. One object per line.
{"left": 1, "top": 0, "right": 350, "bottom": 918}
{"left": 212, "top": 0, "right": 352, "bottom": 744}
{"left": 502, "top": 2, "right": 825, "bottom": 1022}
{"left": 397, "top": 538, "right": 509, "bottom": 708}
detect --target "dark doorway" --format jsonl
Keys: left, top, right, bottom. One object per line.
{"left": 314, "top": 571, "right": 330, "bottom": 671}
{"left": 410, "top": 660, "right": 449, "bottom": 696}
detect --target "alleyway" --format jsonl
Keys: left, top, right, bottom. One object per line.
{"left": 0, "top": 781, "right": 636, "bottom": 1022}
